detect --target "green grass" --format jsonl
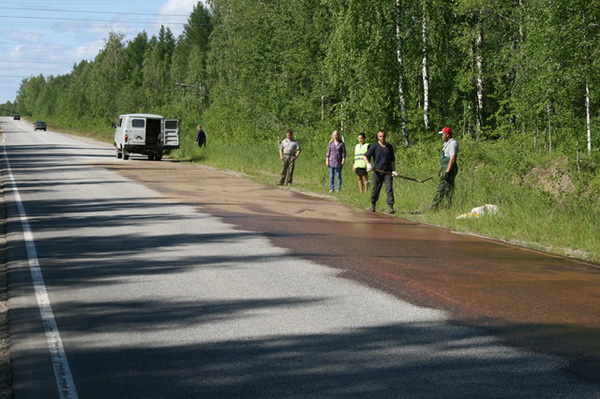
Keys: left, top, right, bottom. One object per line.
{"left": 54, "top": 124, "right": 600, "bottom": 263}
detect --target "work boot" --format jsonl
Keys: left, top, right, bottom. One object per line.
{"left": 367, "top": 203, "right": 376, "bottom": 212}
{"left": 387, "top": 204, "right": 395, "bottom": 214}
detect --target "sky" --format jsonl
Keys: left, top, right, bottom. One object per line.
{"left": 0, "top": 0, "right": 205, "bottom": 104}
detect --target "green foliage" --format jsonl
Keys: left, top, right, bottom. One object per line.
{"left": 12, "top": 0, "right": 599, "bottom": 154}
{"left": 323, "top": 0, "right": 398, "bottom": 130}
{"left": 8, "top": 0, "right": 600, "bottom": 260}
{"left": 174, "top": 130, "right": 600, "bottom": 262}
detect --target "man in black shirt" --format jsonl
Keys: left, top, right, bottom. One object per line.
{"left": 363, "top": 130, "right": 398, "bottom": 214}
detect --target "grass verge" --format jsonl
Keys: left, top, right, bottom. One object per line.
{"left": 51, "top": 124, "right": 600, "bottom": 263}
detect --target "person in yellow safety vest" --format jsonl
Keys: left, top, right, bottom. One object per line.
{"left": 352, "top": 132, "right": 370, "bottom": 193}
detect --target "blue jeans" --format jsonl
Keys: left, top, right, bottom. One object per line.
{"left": 329, "top": 166, "right": 342, "bottom": 191}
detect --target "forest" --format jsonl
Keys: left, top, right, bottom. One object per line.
{"left": 2, "top": 0, "right": 600, "bottom": 260}
{"left": 3, "top": 0, "right": 599, "bottom": 152}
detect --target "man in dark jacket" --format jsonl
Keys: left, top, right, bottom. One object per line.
{"left": 363, "top": 130, "right": 398, "bottom": 214}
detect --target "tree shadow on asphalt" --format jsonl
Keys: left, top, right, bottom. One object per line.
{"left": 4, "top": 138, "right": 600, "bottom": 397}
{"left": 11, "top": 312, "right": 599, "bottom": 398}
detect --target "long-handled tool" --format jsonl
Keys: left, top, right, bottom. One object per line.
{"left": 374, "top": 169, "right": 433, "bottom": 183}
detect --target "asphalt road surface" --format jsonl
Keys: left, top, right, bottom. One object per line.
{"left": 2, "top": 117, "right": 599, "bottom": 398}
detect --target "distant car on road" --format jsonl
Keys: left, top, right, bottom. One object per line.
{"left": 34, "top": 121, "right": 47, "bottom": 131}
{"left": 14, "top": 115, "right": 20, "bottom": 120}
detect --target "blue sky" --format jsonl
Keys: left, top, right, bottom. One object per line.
{"left": 0, "top": 0, "right": 205, "bottom": 104}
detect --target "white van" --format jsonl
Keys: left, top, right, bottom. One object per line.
{"left": 113, "top": 113, "right": 179, "bottom": 160}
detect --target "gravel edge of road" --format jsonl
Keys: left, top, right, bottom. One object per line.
{"left": 0, "top": 156, "right": 14, "bottom": 399}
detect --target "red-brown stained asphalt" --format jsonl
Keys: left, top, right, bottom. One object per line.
{"left": 102, "top": 160, "right": 600, "bottom": 385}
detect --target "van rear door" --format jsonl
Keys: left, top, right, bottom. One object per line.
{"left": 162, "top": 119, "right": 179, "bottom": 148}
{"left": 129, "top": 118, "right": 146, "bottom": 144}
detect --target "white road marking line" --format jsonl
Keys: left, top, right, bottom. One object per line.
{"left": 3, "top": 146, "right": 79, "bottom": 399}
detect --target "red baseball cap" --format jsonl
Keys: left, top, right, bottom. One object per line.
{"left": 438, "top": 126, "right": 452, "bottom": 134}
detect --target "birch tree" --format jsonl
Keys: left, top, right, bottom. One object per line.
{"left": 475, "top": 19, "right": 484, "bottom": 132}
{"left": 396, "top": 0, "right": 409, "bottom": 145}
{"left": 323, "top": 0, "right": 397, "bottom": 133}
{"left": 89, "top": 32, "right": 127, "bottom": 119}
{"left": 421, "top": 2, "right": 431, "bottom": 131}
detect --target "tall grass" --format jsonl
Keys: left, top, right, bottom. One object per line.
{"left": 171, "top": 130, "right": 600, "bottom": 263}
{"left": 58, "top": 123, "right": 600, "bottom": 263}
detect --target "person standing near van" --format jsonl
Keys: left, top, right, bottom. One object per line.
{"left": 325, "top": 130, "right": 346, "bottom": 192}
{"left": 278, "top": 130, "right": 301, "bottom": 186}
{"left": 195, "top": 125, "right": 206, "bottom": 147}
{"left": 352, "top": 132, "right": 369, "bottom": 193}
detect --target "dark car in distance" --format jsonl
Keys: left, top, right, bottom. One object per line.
{"left": 34, "top": 121, "right": 47, "bottom": 131}
{"left": 14, "top": 115, "right": 20, "bottom": 120}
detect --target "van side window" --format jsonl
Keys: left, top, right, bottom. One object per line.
{"left": 165, "top": 120, "right": 178, "bottom": 129}
{"left": 132, "top": 119, "right": 145, "bottom": 128}
{"left": 118, "top": 118, "right": 122, "bottom": 127}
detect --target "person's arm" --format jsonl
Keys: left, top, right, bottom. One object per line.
{"left": 444, "top": 141, "right": 457, "bottom": 178}
{"left": 445, "top": 156, "right": 456, "bottom": 176}
{"left": 294, "top": 148, "right": 301, "bottom": 159}
{"left": 390, "top": 161, "right": 399, "bottom": 176}
{"left": 362, "top": 154, "right": 372, "bottom": 171}
{"left": 341, "top": 143, "right": 346, "bottom": 165}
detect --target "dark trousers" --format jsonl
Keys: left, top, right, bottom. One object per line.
{"left": 371, "top": 171, "right": 394, "bottom": 205}
{"left": 278, "top": 155, "right": 295, "bottom": 185}
{"left": 431, "top": 166, "right": 458, "bottom": 209}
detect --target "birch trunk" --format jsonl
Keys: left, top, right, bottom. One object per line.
{"left": 519, "top": 0, "right": 524, "bottom": 43}
{"left": 476, "top": 24, "right": 484, "bottom": 134}
{"left": 547, "top": 102, "right": 553, "bottom": 153}
{"left": 396, "top": 0, "right": 408, "bottom": 146}
{"left": 582, "top": 9, "right": 592, "bottom": 155}
{"left": 586, "top": 81, "right": 592, "bottom": 155}
{"left": 421, "top": 9, "right": 430, "bottom": 131}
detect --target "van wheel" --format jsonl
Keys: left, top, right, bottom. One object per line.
{"left": 123, "top": 150, "right": 129, "bottom": 160}
{"left": 116, "top": 149, "right": 122, "bottom": 159}
{"left": 147, "top": 154, "right": 155, "bottom": 160}
{"left": 155, "top": 153, "right": 163, "bottom": 161}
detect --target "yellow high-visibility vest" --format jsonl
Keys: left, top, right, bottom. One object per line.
{"left": 353, "top": 143, "right": 369, "bottom": 168}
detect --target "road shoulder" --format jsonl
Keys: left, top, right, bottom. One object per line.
{"left": 0, "top": 155, "right": 13, "bottom": 398}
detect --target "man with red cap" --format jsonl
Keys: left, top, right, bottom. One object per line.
{"left": 430, "top": 126, "right": 459, "bottom": 209}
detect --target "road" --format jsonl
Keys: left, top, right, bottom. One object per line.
{"left": 1, "top": 117, "right": 599, "bottom": 398}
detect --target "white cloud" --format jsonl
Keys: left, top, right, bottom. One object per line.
{"left": 156, "top": 0, "right": 206, "bottom": 36}
{"left": 0, "top": 1, "right": 209, "bottom": 102}
{"left": 159, "top": 0, "right": 204, "bottom": 16}
{"left": 0, "top": 27, "right": 41, "bottom": 45}
{"left": 71, "top": 40, "right": 105, "bottom": 61}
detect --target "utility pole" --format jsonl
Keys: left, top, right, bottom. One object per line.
{"left": 174, "top": 82, "right": 202, "bottom": 97}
